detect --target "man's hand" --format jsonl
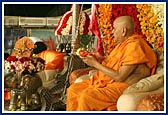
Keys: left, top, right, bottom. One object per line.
{"left": 79, "top": 50, "right": 89, "bottom": 57}
{"left": 90, "top": 51, "right": 105, "bottom": 63}
{"left": 76, "top": 48, "right": 105, "bottom": 64}
{"left": 82, "top": 55, "right": 100, "bottom": 67}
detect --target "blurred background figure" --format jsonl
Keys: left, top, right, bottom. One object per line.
{"left": 42, "top": 36, "right": 56, "bottom": 51}
{"left": 4, "top": 52, "right": 9, "bottom": 60}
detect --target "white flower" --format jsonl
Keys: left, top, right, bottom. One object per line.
{"left": 151, "top": 4, "right": 164, "bottom": 30}
{"left": 60, "top": 12, "right": 91, "bottom": 35}
{"left": 4, "top": 61, "right": 13, "bottom": 73}
{"left": 79, "top": 12, "right": 86, "bottom": 35}
{"left": 4, "top": 56, "right": 45, "bottom": 75}
{"left": 61, "top": 16, "right": 72, "bottom": 35}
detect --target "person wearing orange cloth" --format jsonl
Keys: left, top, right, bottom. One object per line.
{"left": 33, "top": 41, "right": 64, "bottom": 88}
{"left": 33, "top": 41, "right": 64, "bottom": 70}
{"left": 66, "top": 16, "right": 157, "bottom": 111}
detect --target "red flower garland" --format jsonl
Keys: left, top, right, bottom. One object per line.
{"left": 98, "top": 4, "right": 164, "bottom": 54}
{"left": 98, "top": 4, "right": 145, "bottom": 55}
{"left": 111, "top": 4, "right": 144, "bottom": 36}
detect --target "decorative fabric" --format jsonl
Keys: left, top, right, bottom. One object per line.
{"left": 136, "top": 93, "right": 164, "bottom": 111}
{"left": 90, "top": 4, "right": 104, "bottom": 56}
{"left": 123, "top": 69, "right": 164, "bottom": 94}
{"left": 54, "top": 7, "right": 91, "bottom": 35}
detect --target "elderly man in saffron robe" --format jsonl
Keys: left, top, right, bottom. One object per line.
{"left": 66, "top": 16, "right": 157, "bottom": 111}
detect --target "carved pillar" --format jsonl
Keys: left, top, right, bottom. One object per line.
{"left": 71, "top": 4, "right": 80, "bottom": 53}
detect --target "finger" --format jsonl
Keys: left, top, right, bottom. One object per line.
{"left": 82, "top": 58, "right": 87, "bottom": 64}
{"left": 87, "top": 55, "right": 96, "bottom": 60}
{"left": 82, "top": 57, "right": 87, "bottom": 61}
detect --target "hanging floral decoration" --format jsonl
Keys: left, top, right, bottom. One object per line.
{"left": 151, "top": 4, "right": 164, "bottom": 30}
{"left": 54, "top": 10, "right": 73, "bottom": 35}
{"left": 97, "top": 4, "right": 164, "bottom": 54}
{"left": 61, "top": 15, "right": 73, "bottom": 35}
{"left": 54, "top": 10, "right": 92, "bottom": 35}
{"left": 98, "top": 4, "right": 115, "bottom": 55}
{"left": 97, "top": 4, "right": 143, "bottom": 55}
{"left": 79, "top": 12, "right": 92, "bottom": 35}
{"left": 136, "top": 4, "right": 164, "bottom": 52}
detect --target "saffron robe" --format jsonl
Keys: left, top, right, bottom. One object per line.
{"left": 66, "top": 35, "right": 157, "bottom": 111}
{"left": 37, "top": 50, "right": 64, "bottom": 70}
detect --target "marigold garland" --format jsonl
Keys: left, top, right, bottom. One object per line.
{"left": 98, "top": 4, "right": 143, "bottom": 55}
{"left": 136, "top": 4, "right": 164, "bottom": 52}
{"left": 98, "top": 4, "right": 164, "bottom": 54}
{"left": 98, "top": 4, "right": 117, "bottom": 55}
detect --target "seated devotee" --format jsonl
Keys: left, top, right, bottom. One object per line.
{"left": 33, "top": 41, "right": 64, "bottom": 70}
{"left": 66, "top": 16, "right": 157, "bottom": 111}
{"left": 33, "top": 41, "right": 65, "bottom": 88}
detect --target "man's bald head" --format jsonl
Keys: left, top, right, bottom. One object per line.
{"left": 114, "top": 16, "right": 135, "bottom": 35}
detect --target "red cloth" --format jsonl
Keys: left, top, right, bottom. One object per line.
{"left": 54, "top": 10, "right": 72, "bottom": 35}
{"left": 4, "top": 88, "right": 11, "bottom": 100}
{"left": 54, "top": 5, "right": 90, "bottom": 35}
{"left": 90, "top": 4, "right": 104, "bottom": 56}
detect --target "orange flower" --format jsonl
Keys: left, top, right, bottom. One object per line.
{"left": 98, "top": 4, "right": 113, "bottom": 55}
{"left": 136, "top": 4, "right": 164, "bottom": 52}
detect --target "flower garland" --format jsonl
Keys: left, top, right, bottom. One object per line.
{"left": 136, "top": 4, "right": 164, "bottom": 52}
{"left": 79, "top": 12, "right": 92, "bottom": 35}
{"left": 98, "top": 4, "right": 116, "bottom": 55}
{"left": 54, "top": 10, "right": 72, "bottom": 35}
{"left": 55, "top": 11, "right": 91, "bottom": 35}
{"left": 151, "top": 4, "right": 164, "bottom": 30}
{"left": 61, "top": 16, "right": 72, "bottom": 35}
{"left": 98, "top": 4, "right": 164, "bottom": 54}
{"left": 98, "top": 4, "right": 143, "bottom": 55}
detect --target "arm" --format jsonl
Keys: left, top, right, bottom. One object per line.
{"left": 82, "top": 55, "right": 137, "bottom": 82}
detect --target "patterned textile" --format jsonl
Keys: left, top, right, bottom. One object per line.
{"left": 137, "top": 93, "right": 164, "bottom": 111}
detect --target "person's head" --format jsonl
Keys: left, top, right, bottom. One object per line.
{"left": 18, "top": 36, "right": 25, "bottom": 39}
{"left": 112, "top": 16, "right": 135, "bottom": 43}
{"left": 33, "top": 42, "right": 47, "bottom": 54}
